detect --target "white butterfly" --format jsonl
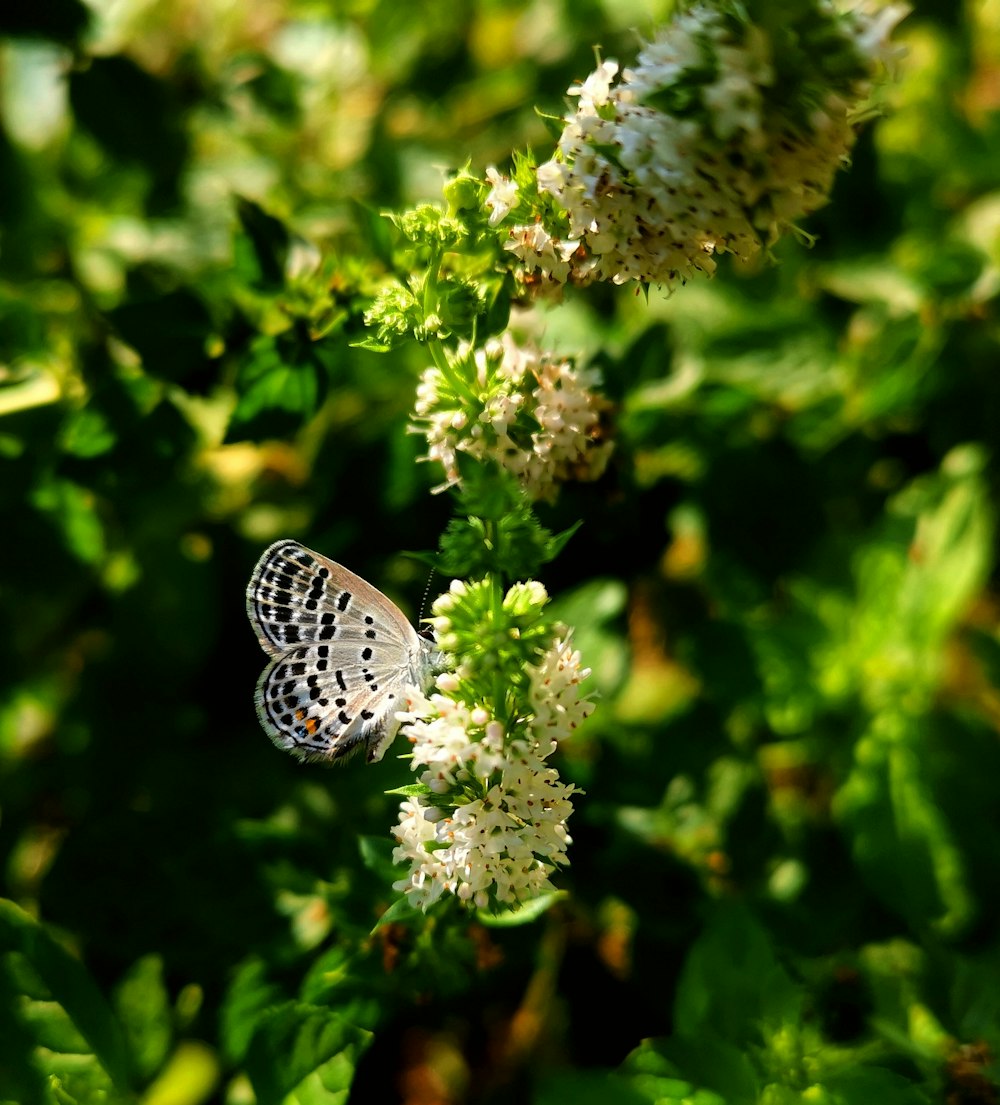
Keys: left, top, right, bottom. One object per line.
{"left": 246, "top": 540, "right": 439, "bottom": 764}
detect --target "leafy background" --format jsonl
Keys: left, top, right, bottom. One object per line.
{"left": 2, "top": 1, "right": 1000, "bottom": 1103}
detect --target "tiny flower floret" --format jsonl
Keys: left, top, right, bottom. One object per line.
{"left": 484, "top": 166, "right": 519, "bottom": 226}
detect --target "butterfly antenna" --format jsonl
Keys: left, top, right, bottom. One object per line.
{"left": 418, "top": 564, "right": 438, "bottom": 631}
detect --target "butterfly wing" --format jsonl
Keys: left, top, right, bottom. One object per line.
{"left": 254, "top": 641, "right": 419, "bottom": 763}
{"left": 247, "top": 540, "right": 418, "bottom": 655}
{"left": 246, "top": 540, "right": 429, "bottom": 763}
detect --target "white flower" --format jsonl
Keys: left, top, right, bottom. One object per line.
{"left": 484, "top": 166, "right": 519, "bottom": 227}
{"left": 391, "top": 799, "right": 451, "bottom": 908}
{"left": 568, "top": 59, "right": 619, "bottom": 108}
{"left": 851, "top": 3, "right": 909, "bottom": 63}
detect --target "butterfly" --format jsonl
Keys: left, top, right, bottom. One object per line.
{"left": 246, "top": 540, "right": 439, "bottom": 764}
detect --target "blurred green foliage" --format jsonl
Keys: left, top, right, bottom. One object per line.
{"left": 2, "top": 1, "right": 1000, "bottom": 1103}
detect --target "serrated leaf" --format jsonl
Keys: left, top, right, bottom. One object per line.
{"left": 673, "top": 904, "right": 801, "bottom": 1045}
{"left": 244, "top": 1001, "right": 371, "bottom": 1105}
{"left": 226, "top": 332, "right": 322, "bottom": 441}
{"left": 220, "top": 959, "right": 286, "bottom": 1066}
{"left": 0, "top": 899, "right": 131, "bottom": 1094}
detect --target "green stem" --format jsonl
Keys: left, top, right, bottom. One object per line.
{"left": 422, "top": 248, "right": 442, "bottom": 319}
{"left": 433, "top": 341, "right": 481, "bottom": 407}
{"left": 483, "top": 554, "right": 512, "bottom": 731}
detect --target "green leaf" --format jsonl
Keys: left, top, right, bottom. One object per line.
{"left": 220, "top": 959, "right": 286, "bottom": 1066}
{"left": 113, "top": 954, "right": 171, "bottom": 1083}
{"left": 625, "top": 1036, "right": 755, "bottom": 1105}
{"left": 478, "top": 891, "right": 566, "bottom": 927}
{"left": 0, "top": 899, "right": 131, "bottom": 1094}
{"left": 834, "top": 447, "right": 995, "bottom": 712}
{"left": 349, "top": 199, "right": 396, "bottom": 269}
{"left": 59, "top": 406, "right": 116, "bottom": 458}
{"left": 107, "top": 288, "right": 214, "bottom": 386}
{"left": 68, "top": 55, "right": 186, "bottom": 188}
{"left": 535, "top": 1069, "right": 653, "bottom": 1105}
{"left": 356, "top": 834, "right": 397, "bottom": 880}
{"left": 673, "top": 904, "right": 801, "bottom": 1045}
{"left": 620, "top": 1038, "right": 732, "bottom": 1105}
{"left": 226, "top": 332, "right": 323, "bottom": 441}
{"left": 244, "top": 1001, "right": 372, "bottom": 1105}
{"left": 235, "top": 196, "right": 291, "bottom": 289}
{"left": 0, "top": 0, "right": 92, "bottom": 45}
{"left": 547, "top": 577, "right": 629, "bottom": 696}
{"left": 545, "top": 520, "right": 582, "bottom": 560}
{"left": 437, "top": 461, "right": 565, "bottom": 581}
{"left": 139, "top": 1041, "right": 219, "bottom": 1105}
{"left": 370, "top": 896, "right": 421, "bottom": 934}
{"left": 30, "top": 478, "right": 105, "bottom": 564}
{"left": 382, "top": 783, "right": 432, "bottom": 798}
{"left": 350, "top": 334, "right": 394, "bottom": 353}
{"left": 897, "top": 445, "right": 994, "bottom": 647}
{"left": 834, "top": 723, "right": 973, "bottom": 937}
{"left": 818, "top": 1067, "right": 930, "bottom": 1105}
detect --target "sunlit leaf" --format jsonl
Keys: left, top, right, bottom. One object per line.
{"left": 0, "top": 900, "right": 131, "bottom": 1095}
{"left": 244, "top": 1002, "right": 372, "bottom": 1105}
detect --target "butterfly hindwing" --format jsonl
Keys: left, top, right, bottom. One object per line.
{"left": 255, "top": 642, "right": 408, "bottom": 762}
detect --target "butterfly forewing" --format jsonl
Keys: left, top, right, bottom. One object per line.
{"left": 246, "top": 540, "right": 433, "bottom": 763}
{"left": 247, "top": 540, "right": 418, "bottom": 655}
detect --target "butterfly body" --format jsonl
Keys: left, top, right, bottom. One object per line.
{"left": 246, "top": 540, "right": 438, "bottom": 763}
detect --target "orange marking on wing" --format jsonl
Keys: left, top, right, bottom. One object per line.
{"left": 304, "top": 717, "right": 319, "bottom": 735}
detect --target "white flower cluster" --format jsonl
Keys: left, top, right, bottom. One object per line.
{"left": 498, "top": 1, "right": 906, "bottom": 289}
{"left": 527, "top": 636, "right": 596, "bottom": 738}
{"left": 413, "top": 334, "right": 612, "bottom": 502}
{"left": 391, "top": 638, "right": 593, "bottom": 912}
